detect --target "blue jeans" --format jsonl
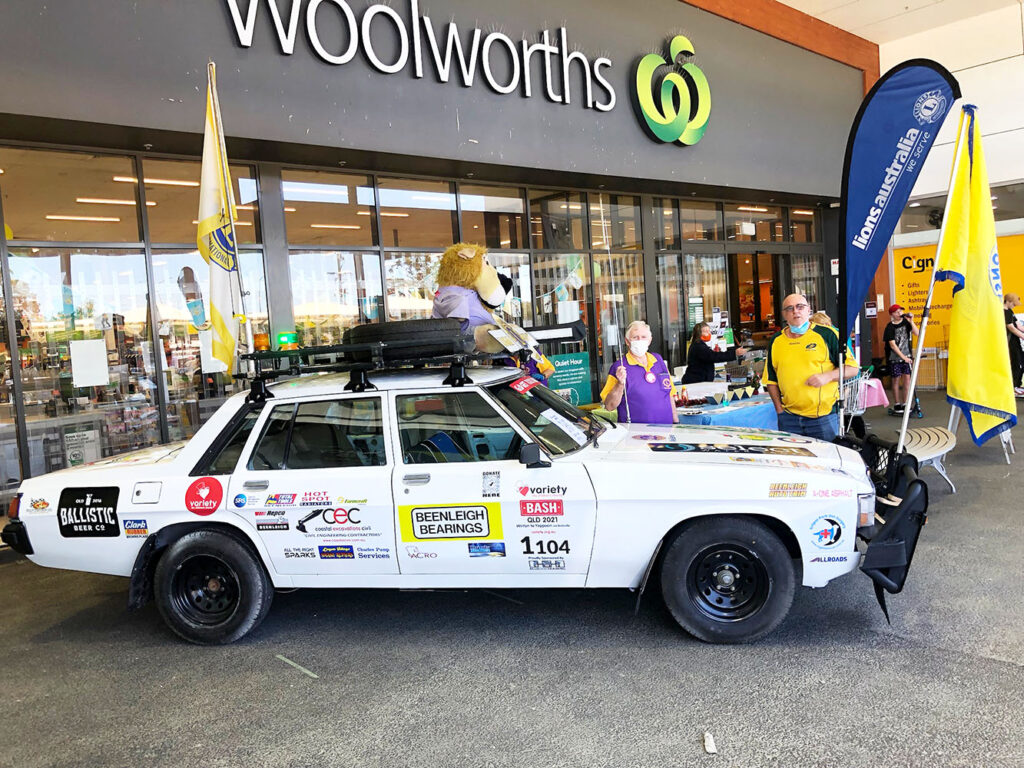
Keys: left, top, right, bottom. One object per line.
{"left": 777, "top": 411, "right": 840, "bottom": 442}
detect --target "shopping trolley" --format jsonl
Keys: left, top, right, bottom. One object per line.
{"left": 840, "top": 368, "right": 872, "bottom": 438}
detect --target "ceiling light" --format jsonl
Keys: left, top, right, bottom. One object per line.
{"left": 991, "top": 196, "right": 998, "bottom": 201}
{"left": 500, "top": 240, "right": 511, "bottom": 245}
{"left": 76, "top": 197, "right": 156, "bottom": 207}
{"left": 114, "top": 176, "right": 199, "bottom": 187}
{"left": 236, "top": 205, "right": 255, "bottom": 211}
{"left": 191, "top": 220, "right": 252, "bottom": 226}
{"left": 380, "top": 212, "right": 410, "bottom": 218}
{"left": 737, "top": 206, "right": 768, "bottom": 213}
{"left": 46, "top": 214, "right": 120, "bottom": 222}
{"left": 908, "top": 202, "right": 921, "bottom": 208}
{"left": 310, "top": 224, "right": 361, "bottom": 229}
{"left": 593, "top": 240, "right": 604, "bottom": 246}
{"left": 284, "top": 207, "right": 297, "bottom": 212}
{"left": 791, "top": 209, "right": 814, "bottom": 216}
{"left": 0, "top": 169, "right": 5, "bottom": 174}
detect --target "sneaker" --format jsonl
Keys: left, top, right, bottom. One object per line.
{"left": 1015, "top": 387, "right": 1024, "bottom": 397}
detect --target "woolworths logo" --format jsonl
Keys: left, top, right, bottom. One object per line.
{"left": 633, "top": 35, "right": 711, "bottom": 145}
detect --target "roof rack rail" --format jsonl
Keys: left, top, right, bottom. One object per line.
{"left": 240, "top": 335, "right": 527, "bottom": 402}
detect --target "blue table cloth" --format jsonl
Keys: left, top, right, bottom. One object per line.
{"left": 676, "top": 394, "right": 779, "bottom": 430}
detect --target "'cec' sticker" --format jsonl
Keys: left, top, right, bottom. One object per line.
{"left": 399, "top": 503, "right": 503, "bottom": 542}
{"left": 58, "top": 487, "right": 120, "bottom": 537}
{"left": 185, "top": 477, "right": 222, "bottom": 516}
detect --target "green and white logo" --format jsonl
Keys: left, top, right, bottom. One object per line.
{"left": 634, "top": 35, "right": 711, "bottom": 145}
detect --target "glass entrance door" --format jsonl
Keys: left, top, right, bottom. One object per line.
{"left": 730, "top": 252, "right": 780, "bottom": 344}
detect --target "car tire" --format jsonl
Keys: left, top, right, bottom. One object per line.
{"left": 154, "top": 529, "right": 272, "bottom": 645}
{"left": 344, "top": 318, "right": 472, "bottom": 362}
{"left": 660, "top": 516, "right": 795, "bottom": 643}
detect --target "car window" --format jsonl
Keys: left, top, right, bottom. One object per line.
{"left": 248, "top": 404, "right": 295, "bottom": 470}
{"left": 288, "top": 398, "right": 386, "bottom": 468}
{"left": 248, "top": 398, "right": 386, "bottom": 470}
{"left": 202, "top": 408, "right": 262, "bottom": 475}
{"left": 487, "top": 377, "right": 597, "bottom": 456}
{"left": 397, "top": 391, "right": 523, "bottom": 464}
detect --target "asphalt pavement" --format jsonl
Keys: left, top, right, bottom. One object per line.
{"left": 1, "top": 388, "right": 1021, "bottom": 768}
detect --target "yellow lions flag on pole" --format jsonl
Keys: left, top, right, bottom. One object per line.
{"left": 197, "top": 61, "right": 245, "bottom": 372}
{"left": 935, "top": 105, "right": 1016, "bottom": 444}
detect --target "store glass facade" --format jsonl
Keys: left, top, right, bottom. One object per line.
{"left": 0, "top": 144, "right": 824, "bottom": 498}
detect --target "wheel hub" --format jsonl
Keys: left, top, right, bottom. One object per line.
{"left": 170, "top": 555, "right": 240, "bottom": 626}
{"left": 687, "top": 545, "right": 770, "bottom": 622}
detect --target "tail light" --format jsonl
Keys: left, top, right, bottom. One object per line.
{"left": 8, "top": 493, "right": 21, "bottom": 520}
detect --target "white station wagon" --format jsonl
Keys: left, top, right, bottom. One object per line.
{"left": 2, "top": 324, "right": 928, "bottom": 644}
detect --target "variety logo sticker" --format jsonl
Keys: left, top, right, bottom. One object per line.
{"left": 185, "top": 477, "right": 222, "bottom": 516}
{"left": 518, "top": 485, "right": 567, "bottom": 497}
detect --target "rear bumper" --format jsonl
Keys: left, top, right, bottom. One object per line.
{"left": 1, "top": 520, "right": 33, "bottom": 555}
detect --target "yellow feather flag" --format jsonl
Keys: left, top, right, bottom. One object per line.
{"left": 935, "top": 106, "right": 1016, "bottom": 444}
{"left": 196, "top": 61, "right": 244, "bottom": 373}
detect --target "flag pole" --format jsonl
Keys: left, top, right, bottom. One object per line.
{"left": 207, "top": 61, "right": 253, "bottom": 369}
{"left": 897, "top": 108, "right": 968, "bottom": 453}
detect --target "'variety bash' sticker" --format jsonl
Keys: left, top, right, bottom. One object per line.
{"left": 185, "top": 477, "right": 222, "bottom": 516}
{"left": 399, "top": 503, "right": 504, "bottom": 542}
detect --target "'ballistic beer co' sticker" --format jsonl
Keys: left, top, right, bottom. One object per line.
{"left": 186, "top": 477, "right": 223, "bottom": 516}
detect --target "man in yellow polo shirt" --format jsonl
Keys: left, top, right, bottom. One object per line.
{"left": 762, "top": 293, "right": 858, "bottom": 441}
{"left": 601, "top": 321, "right": 678, "bottom": 424}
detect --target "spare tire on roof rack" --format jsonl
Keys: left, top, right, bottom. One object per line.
{"left": 343, "top": 318, "right": 472, "bottom": 362}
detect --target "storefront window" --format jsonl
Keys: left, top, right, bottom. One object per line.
{"left": 290, "top": 250, "right": 383, "bottom": 346}
{"left": 652, "top": 199, "right": 679, "bottom": 250}
{"left": 282, "top": 170, "right": 376, "bottom": 247}
{"left": 590, "top": 194, "right": 641, "bottom": 250}
{"left": 681, "top": 201, "right": 723, "bottom": 241}
{"left": 376, "top": 178, "right": 456, "bottom": 247}
{"left": 8, "top": 248, "right": 159, "bottom": 473}
{"left": 789, "top": 208, "right": 816, "bottom": 242}
{"left": 0, "top": 287, "right": 21, "bottom": 507}
{"left": 384, "top": 251, "right": 440, "bottom": 320}
{"left": 724, "top": 204, "right": 785, "bottom": 242}
{"left": 684, "top": 252, "right": 728, "bottom": 340}
{"left": 532, "top": 252, "right": 592, "bottom": 398}
{"left": 592, "top": 252, "right": 645, "bottom": 379}
{"left": 151, "top": 249, "right": 268, "bottom": 441}
{"left": 529, "top": 190, "right": 586, "bottom": 250}
{"left": 142, "top": 158, "right": 259, "bottom": 244}
{"left": 459, "top": 185, "right": 526, "bottom": 249}
{"left": 0, "top": 148, "right": 142, "bottom": 242}
{"left": 791, "top": 254, "right": 826, "bottom": 317}
{"left": 657, "top": 254, "right": 685, "bottom": 370}
{"left": 486, "top": 252, "right": 533, "bottom": 327}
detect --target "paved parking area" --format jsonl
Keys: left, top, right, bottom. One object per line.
{"left": 1, "top": 389, "right": 1022, "bottom": 768}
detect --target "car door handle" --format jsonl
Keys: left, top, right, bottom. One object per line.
{"left": 243, "top": 480, "right": 269, "bottom": 490}
{"left": 403, "top": 473, "right": 431, "bottom": 486}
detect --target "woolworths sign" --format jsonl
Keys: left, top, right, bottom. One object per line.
{"left": 224, "top": 1, "right": 711, "bottom": 144}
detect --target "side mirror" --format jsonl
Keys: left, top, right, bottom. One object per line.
{"left": 519, "top": 443, "right": 551, "bottom": 468}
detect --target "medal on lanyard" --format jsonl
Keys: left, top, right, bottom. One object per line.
{"left": 645, "top": 372, "right": 656, "bottom": 384}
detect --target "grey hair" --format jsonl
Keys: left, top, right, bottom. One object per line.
{"left": 625, "top": 320, "right": 651, "bottom": 339}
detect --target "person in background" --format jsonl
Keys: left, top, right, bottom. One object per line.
{"left": 601, "top": 320, "right": 678, "bottom": 424}
{"left": 762, "top": 293, "right": 858, "bottom": 441}
{"left": 810, "top": 311, "right": 832, "bottom": 327}
{"left": 883, "top": 304, "right": 919, "bottom": 410}
{"left": 1003, "top": 293, "right": 1024, "bottom": 397}
{"left": 680, "top": 322, "right": 748, "bottom": 384}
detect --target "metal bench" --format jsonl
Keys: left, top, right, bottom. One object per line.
{"left": 900, "top": 426, "right": 957, "bottom": 493}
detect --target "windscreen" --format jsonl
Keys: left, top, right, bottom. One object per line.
{"left": 487, "top": 376, "right": 603, "bottom": 456}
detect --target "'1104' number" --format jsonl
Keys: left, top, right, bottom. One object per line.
{"left": 521, "top": 537, "right": 570, "bottom": 555}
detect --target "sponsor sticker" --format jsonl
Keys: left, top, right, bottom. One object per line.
{"left": 810, "top": 555, "right": 849, "bottom": 563}
{"left": 529, "top": 557, "right": 566, "bottom": 571}
{"left": 123, "top": 519, "right": 148, "bottom": 537}
{"left": 319, "top": 545, "right": 355, "bottom": 559}
{"left": 57, "top": 487, "right": 120, "bottom": 537}
{"left": 651, "top": 443, "right": 815, "bottom": 456}
{"left": 810, "top": 516, "right": 844, "bottom": 549}
{"left": 233, "top": 494, "right": 248, "bottom": 508}
{"left": 769, "top": 482, "right": 807, "bottom": 499}
{"left": 185, "top": 477, "right": 222, "bottom": 516}
{"left": 482, "top": 470, "right": 500, "bottom": 498}
{"left": 284, "top": 547, "right": 316, "bottom": 559}
{"left": 517, "top": 484, "right": 567, "bottom": 497}
{"left": 265, "top": 493, "right": 296, "bottom": 506}
{"left": 356, "top": 546, "right": 391, "bottom": 560}
{"left": 399, "top": 503, "right": 503, "bottom": 542}
{"left": 405, "top": 546, "right": 438, "bottom": 559}
{"left": 812, "top": 489, "right": 855, "bottom": 498}
{"left": 520, "top": 499, "right": 563, "bottom": 516}
{"left": 29, "top": 498, "right": 50, "bottom": 511}
{"left": 469, "top": 542, "right": 506, "bottom": 557}
{"left": 257, "top": 521, "right": 289, "bottom": 532}
{"left": 510, "top": 377, "right": 540, "bottom": 394}
{"left": 296, "top": 507, "right": 361, "bottom": 533}
{"left": 299, "top": 491, "right": 330, "bottom": 507}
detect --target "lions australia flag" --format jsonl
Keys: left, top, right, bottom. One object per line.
{"left": 839, "top": 60, "right": 960, "bottom": 342}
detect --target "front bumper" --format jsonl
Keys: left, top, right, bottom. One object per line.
{"left": 1, "top": 520, "right": 33, "bottom": 555}
{"left": 858, "top": 460, "right": 928, "bottom": 595}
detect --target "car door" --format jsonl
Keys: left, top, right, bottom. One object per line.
{"left": 391, "top": 387, "right": 596, "bottom": 579}
{"left": 229, "top": 394, "right": 397, "bottom": 576}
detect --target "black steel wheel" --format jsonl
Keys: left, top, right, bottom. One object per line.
{"left": 661, "top": 516, "right": 795, "bottom": 643}
{"left": 154, "top": 529, "right": 272, "bottom": 645}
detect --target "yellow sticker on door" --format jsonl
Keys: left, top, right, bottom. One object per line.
{"left": 399, "top": 503, "right": 503, "bottom": 542}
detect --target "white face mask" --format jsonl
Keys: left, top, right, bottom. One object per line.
{"left": 629, "top": 340, "right": 650, "bottom": 358}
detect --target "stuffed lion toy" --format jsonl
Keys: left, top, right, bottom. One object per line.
{"left": 432, "top": 242, "right": 554, "bottom": 381}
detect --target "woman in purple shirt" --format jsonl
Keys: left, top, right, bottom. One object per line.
{"left": 600, "top": 321, "right": 678, "bottom": 424}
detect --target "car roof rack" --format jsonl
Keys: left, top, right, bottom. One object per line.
{"left": 239, "top": 336, "right": 528, "bottom": 403}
